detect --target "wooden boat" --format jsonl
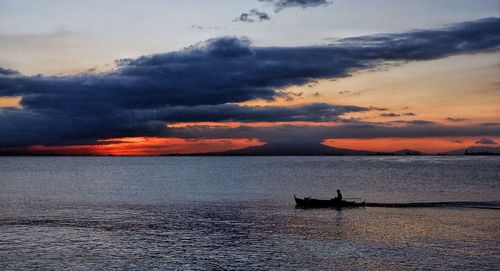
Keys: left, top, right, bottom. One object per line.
{"left": 294, "top": 195, "right": 365, "bottom": 208}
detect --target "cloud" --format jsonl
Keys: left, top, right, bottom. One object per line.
{"left": 233, "top": 9, "right": 270, "bottom": 23}
{"left": 475, "top": 138, "right": 497, "bottom": 145}
{"left": 403, "top": 112, "right": 416, "bottom": 116}
{"left": 479, "top": 122, "right": 500, "bottom": 126}
{"left": 332, "top": 17, "right": 500, "bottom": 60}
{"left": 0, "top": 68, "right": 20, "bottom": 76}
{"left": 338, "top": 88, "right": 374, "bottom": 96}
{"left": 168, "top": 123, "right": 500, "bottom": 144}
{"left": 274, "top": 90, "right": 303, "bottom": 101}
{"left": 1, "top": 18, "right": 500, "bottom": 147}
{"left": 3, "top": 18, "right": 499, "bottom": 107}
{"left": 369, "top": 106, "right": 388, "bottom": 111}
{"left": 339, "top": 90, "right": 361, "bottom": 96}
{"left": 381, "top": 113, "right": 400, "bottom": 117}
{"left": 0, "top": 102, "right": 370, "bottom": 147}
{"left": 390, "top": 120, "right": 436, "bottom": 125}
{"left": 150, "top": 103, "right": 369, "bottom": 123}
{"left": 0, "top": 106, "right": 165, "bottom": 147}
{"left": 259, "top": 0, "right": 331, "bottom": 12}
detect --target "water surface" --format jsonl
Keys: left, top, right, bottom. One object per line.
{"left": 1, "top": 156, "right": 499, "bottom": 270}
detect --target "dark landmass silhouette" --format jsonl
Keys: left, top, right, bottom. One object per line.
{"left": 1, "top": 144, "right": 499, "bottom": 156}
{"left": 444, "top": 146, "right": 500, "bottom": 156}
{"left": 172, "top": 142, "right": 427, "bottom": 156}
{"left": 392, "top": 149, "right": 425, "bottom": 156}
{"left": 202, "top": 142, "right": 375, "bottom": 156}
{"left": 175, "top": 144, "right": 500, "bottom": 156}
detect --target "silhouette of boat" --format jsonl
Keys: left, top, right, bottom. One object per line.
{"left": 294, "top": 195, "right": 365, "bottom": 208}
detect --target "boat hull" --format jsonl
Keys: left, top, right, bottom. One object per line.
{"left": 294, "top": 195, "right": 365, "bottom": 208}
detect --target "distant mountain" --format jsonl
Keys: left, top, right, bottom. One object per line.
{"left": 445, "top": 146, "right": 500, "bottom": 155}
{"left": 170, "top": 142, "right": 439, "bottom": 156}
{"left": 191, "top": 142, "right": 377, "bottom": 156}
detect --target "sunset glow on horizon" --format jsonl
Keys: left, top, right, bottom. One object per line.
{"left": 1, "top": 135, "right": 498, "bottom": 156}
{"left": 324, "top": 137, "right": 500, "bottom": 154}
{"left": 1, "top": 137, "right": 264, "bottom": 156}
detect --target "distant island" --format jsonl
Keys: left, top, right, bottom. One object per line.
{"left": 442, "top": 146, "right": 500, "bottom": 156}
{"left": 165, "top": 143, "right": 500, "bottom": 156}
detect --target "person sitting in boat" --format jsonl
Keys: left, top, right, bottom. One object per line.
{"left": 332, "top": 190, "right": 343, "bottom": 202}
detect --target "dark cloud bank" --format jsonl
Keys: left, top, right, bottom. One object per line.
{"left": 1, "top": 18, "right": 500, "bottom": 148}
{"left": 475, "top": 138, "right": 497, "bottom": 145}
{"left": 168, "top": 123, "right": 500, "bottom": 145}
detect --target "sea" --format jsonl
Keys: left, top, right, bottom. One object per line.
{"left": 0, "top": 156, "right": 499, "bottom": 270}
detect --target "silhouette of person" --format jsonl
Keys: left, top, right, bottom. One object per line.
{"left": 334, "top": 189, "right": 342, "bottom": 201}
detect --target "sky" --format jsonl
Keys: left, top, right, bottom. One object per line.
{"left": 0, "top": 0, "right": 499, "bottom": 155}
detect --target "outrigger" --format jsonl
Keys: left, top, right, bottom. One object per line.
{"left": 294, "top": 194, "right": 365, "bottom": 208}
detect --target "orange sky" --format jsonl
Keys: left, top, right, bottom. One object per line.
{"left": 2, "top": 136, "right": 498, "bottom": 156}
{"left": 247, "top": 53, "right": 500, "bottom": 125}
{"left": 324, "top": 137, "right": 500, "bottom": 154}
{"left": 1, "top": 137, "right": 264, "bottom": 156}
{"left": 0, "top": 96, "right": 20, "bottom": 107}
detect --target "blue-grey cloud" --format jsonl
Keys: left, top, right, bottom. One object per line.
{"left": 475, "top": 138, "right": 497, "bottom": 145}
{"left": 0, "top": 18, "right": 499, "bottom": 147}
{"left": 168, "top": 123, "right": 500, "bottom": 144}
{"left": 3, "top": 18, "right": 499, "bottom": 109}
{"left": 479, "top": 122, "right": 500, "bottom": 126}
{"left": 333, "top": 17, "right": 500, "bottom": 59}
{"left": 0, "top": 103, "right": 369, "bottom": 147}
{"left": 259, "top": 0, "right": 331, "bottom": 12}
{"left": 152, "top": 103, "right": 367, "bottom": 123}
{"left": 389, "top": 120, "right": 436, "bottom": 125}
{"left": 381, "top": 113, "right": 400, "bottom": 117}
{"left": 234, "top": 9, "right": 270, "bottom": 23}
{"left": 0, "top": 68, "right": 20, "bottom": 76}
{"left": 0, "top": 106, "right": 165, "bottom": 147}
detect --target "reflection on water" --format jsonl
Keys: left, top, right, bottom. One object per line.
{"left": 1, "top": 201, "right": 499, "bottom": 270}
{"left": 366, "top": 201, "right": 500, "bottom": 209}
{"left": 1, "top": 157, "right": 499, "bottom": 270}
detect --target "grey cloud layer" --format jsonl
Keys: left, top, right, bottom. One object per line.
{"left": 151, "top": 103, "right": 367, "bottom": 123}
{"left": 169, "top": 123, "right": 500, "bottom": 144}
{"left": 259, "top": 0, "right": 331, "bottom": 11}
{"left": 0, "top": 18, "right": 499, "bottom": 147}
{"left": 475, "top": 138, "right": 497, "bottom": 145}
{"left": 234, "top": 9, "right": 270, "bottom": 23}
